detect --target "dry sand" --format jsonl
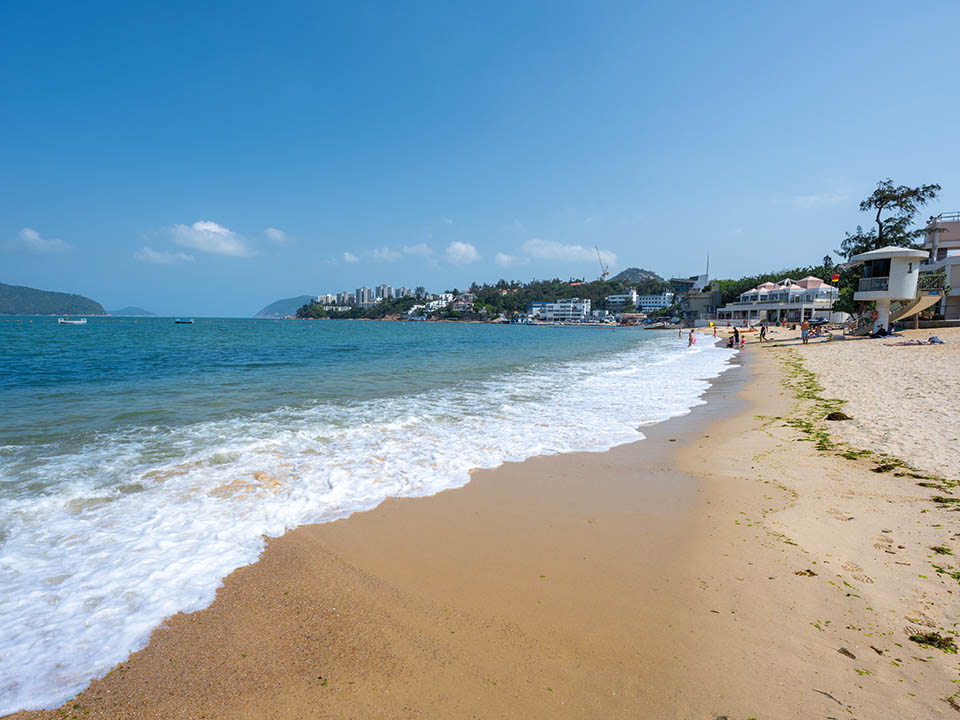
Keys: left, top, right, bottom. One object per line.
{"left": 798, "top": 326, "right": 960, "bottom": 480}
{"left": 10, "top": 337, "right": 960, "bottom": 719}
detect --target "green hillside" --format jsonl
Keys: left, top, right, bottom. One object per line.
{"left": 0, "top": 282, "right": 105, "bottom": 315}
{"left": 254, "top": 295, "right": 315, "bottom": 318}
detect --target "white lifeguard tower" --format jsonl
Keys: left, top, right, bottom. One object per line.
{"left": 850, "top": 246, "right": 940, "bottom": 331}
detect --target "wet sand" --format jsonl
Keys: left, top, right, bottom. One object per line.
{"left": 11, "top": 343, "right": 960, "bottom": 718}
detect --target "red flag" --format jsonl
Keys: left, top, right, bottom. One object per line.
{"left": 831, "top": 273, "right": 840, "bottom": 282}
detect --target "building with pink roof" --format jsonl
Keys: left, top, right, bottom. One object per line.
{"left": 716, "top": 277, "right": 841, "bottom": 324}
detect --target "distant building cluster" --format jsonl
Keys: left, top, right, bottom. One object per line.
{"left": 316, "top": 284, "right": 418, "bottom": 310}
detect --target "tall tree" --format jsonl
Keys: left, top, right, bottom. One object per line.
{"left": 837, "top": 179, "right": 940, "bottom": 258}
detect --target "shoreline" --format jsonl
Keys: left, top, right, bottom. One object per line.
{"left": 11, "top": 336, "right": 960, "bottom": 717}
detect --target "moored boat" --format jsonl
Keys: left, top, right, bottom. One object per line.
{"left": 57, "top": 317, "right": 87, "bottom": 325}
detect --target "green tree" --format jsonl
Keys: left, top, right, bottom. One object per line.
{"left": 837, "top": 179, "right": 940, "bottom": 258}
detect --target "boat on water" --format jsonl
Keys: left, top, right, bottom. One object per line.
{"left": 57, "top": 317, "right": 87, "bottom": 325}
{"left": 174, "top": 318, "right": 195, "bottom": 324}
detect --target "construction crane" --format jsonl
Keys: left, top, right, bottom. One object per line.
{"left": 595, "top": 246, "right": 610, "bottom": 281}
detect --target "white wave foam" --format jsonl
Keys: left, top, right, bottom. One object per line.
{"left": 0, "top": 334, "right": 736, "bottom": 713}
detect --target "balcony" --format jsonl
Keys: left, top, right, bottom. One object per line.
{"left": 858, "top": 276, "right": 889, "bottom": 292}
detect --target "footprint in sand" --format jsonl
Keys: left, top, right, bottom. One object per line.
{"left": 841, "top": 561, "right": 863, "bottom": 572}
{"left": 852, "top": 573, "right": 874, "bottom": 584}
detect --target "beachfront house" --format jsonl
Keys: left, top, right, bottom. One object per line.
{"left": 921, "top": 212, "right": 960, "bottom": 320}
{"left": 716, "top": 276, "right": 839, "bottom": 324}
{"left": 452, "top": 293, "right": 476, "bottom": 312}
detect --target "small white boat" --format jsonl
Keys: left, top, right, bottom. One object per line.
{"left": 57, "top": 317, "right": 87, "bottom": 325}
{"left": 174, "top": 318, "right": 195, "bottom": 324}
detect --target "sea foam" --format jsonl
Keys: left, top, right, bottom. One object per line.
{"left": 0, "top": 333, "right": 735, "bottom": 713}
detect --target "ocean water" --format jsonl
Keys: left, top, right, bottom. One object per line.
{"left": 0, "top": 317, "right": 736, "bottom": 713}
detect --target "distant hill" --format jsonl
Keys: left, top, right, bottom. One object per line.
{"left": 609, "top": 267, "right": 665, "bottom": 284}
{"left": 108, "top": 306, "right": 158, "bottom": 316}
{"left": 0, "top": 282, "right": 105, "bottom": 315}
{"left": 254, "top": 295, "right": 315, "bottom": 318}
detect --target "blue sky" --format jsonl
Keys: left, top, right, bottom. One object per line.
{"left": 2, "top": 1, "right": 959, "bottom": 316}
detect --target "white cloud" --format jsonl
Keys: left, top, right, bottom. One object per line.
{"left": 170, "top": 220, "right": 256, "bottom": 257}
{"left": 495, "top": 252, "right": 528, "bottom": 268}
{"left": 403, "top": 243, "right": 434, "bottom": 257}
{"left": 522, "top": 238, "right": 616, "bottom": 267}
{"left": 445, "top": 241, "right": 480, "bottom": 265}
{"left": 134, "top": 246, "right": 195, "bottom": 264}
{"left": 265, "top": 227, "right": 290, "bottom": 244}
{"left": 369, "top": 247, "right": 401, "bottom": 262}
{"left": 343, "top": 251, "right": 360, "bottom": 263}
{"left": 443, "top": 217, "right": 453, "bottom": 225}
{"left": 790, "top": 192, "right": 846, "bottom": 210}
{"left": 14, "top": 227, "right": 70, "bottom": 253}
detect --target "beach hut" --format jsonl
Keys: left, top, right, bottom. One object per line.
{"left": 849, "top": 246, "right": 931, "bottom": 331}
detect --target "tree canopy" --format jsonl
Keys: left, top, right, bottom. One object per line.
{"left": 837, "top": 179, "right": 940, "bottom": 258}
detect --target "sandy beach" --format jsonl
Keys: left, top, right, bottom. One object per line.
{"left": 11, "top": 331, "right": 960, "bottom": 719}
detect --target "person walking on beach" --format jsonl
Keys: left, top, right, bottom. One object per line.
{"left": 759, "top": 323, "right": 767, "bottom": 342}
{"left": 801, "top": 319, "right": 810, "bottom": 345}
{"left": 688, "top": 328, "right": 695, "bottom": 347}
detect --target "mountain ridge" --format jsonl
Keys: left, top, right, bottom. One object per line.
{"left": 0, "top": 282, "right": 106, "bottom": 315}
{"left": 608, "top": 267, "right": 665, "bottom": 284}
{"left": 108, "top": 306, "right": 158, "bottom": 316}
{"left": 254, "top": 295, "right": 315, "bottom": 318}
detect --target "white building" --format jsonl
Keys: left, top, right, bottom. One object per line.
{"left": 605, "top": 289, "right": 637, "bottom": 310}
{"left": 922, "top": 212, "right": 960, "bottom": 320}
{"left": 317, "top": 293, "right": 336, "bottom": 305}
{"left": 396, "top": 286, "right": 413, "bottom": 298}
{"left": 336, "top": 290, "right": 354, "bottom": 306}
{"left": 529, "top": 298, "right": 592, "bottom": 322}
{"left": 376, "top": 284, "right": 394, "bottom": 300}
{"left": 717, "top": 276, "right": 839, "bottom": 324}
{"left": 636, "top": 292, "right": 674, "bottom": 310}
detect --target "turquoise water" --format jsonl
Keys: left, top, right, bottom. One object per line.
{"left": 0, "top": 317, "right": 736, "bottom": 713}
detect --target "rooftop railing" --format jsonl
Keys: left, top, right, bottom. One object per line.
{"left": 930, "top": 211, "right": 960, "bottom": 224}
{"left": 858, "top": 276, "right": 889, "bottom": 292}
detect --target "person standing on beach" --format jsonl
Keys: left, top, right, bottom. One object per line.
{"left": 733, "top": 326, "right": 740, "bottom": 345}
{"left": 759, "top": 323, "right": 767, "bottom": 342}
{"left": 688, "top": 329, "right": 695, "bottom": 347}
{"left": 801, "top": 319, "right": 810, "bottom": 345}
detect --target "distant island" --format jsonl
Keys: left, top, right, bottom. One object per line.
{"left": 0, "top": 282, "right": 106, "bottom": 316}
{"left": 108, "top": 306, "right": 158, "bottom": 317}
{"left": 254, "top": 295, "right": 316, "bottom": 318}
